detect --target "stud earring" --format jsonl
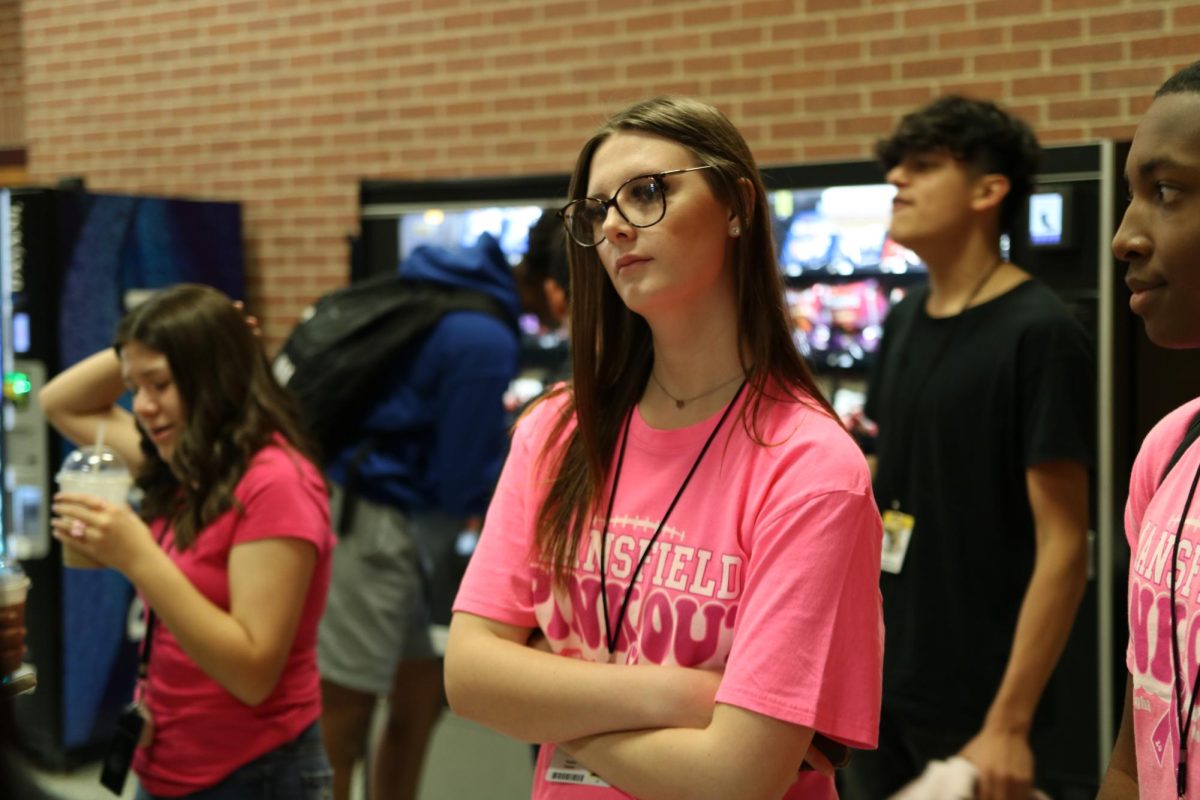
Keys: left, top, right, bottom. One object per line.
{"left": 730, "top": 226, "right": 741, "bottom": 237}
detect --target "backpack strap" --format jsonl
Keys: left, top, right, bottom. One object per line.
{"left": 1160, "top": 409, "right": 1200, "bottom": 487}
{"left": 336, "top": 438, "right": 376, "bottom": 536}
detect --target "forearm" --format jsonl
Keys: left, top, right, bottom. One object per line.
{"left": 563, "top": 706, "right": 811, "bottom": 800}
{"left": 445, "top": 615, "right": 717, "bottom": 743}
{"left": 39, "top": 348, "right": 126, "bottom": 424}
{"left": 985, "top": 533, "right": 1087, "bottom": 732}
{"left": 1098, "top": 674, "right": 1138, "bottom": 799}
{"left": 127, "top": 548, "right": 288, "bottom": 706}
{"left": 1096, "top": 769, "right": 1138, "bottom": 799}
{"left": 38, "top": 348, "right": 141, "bottom": 464}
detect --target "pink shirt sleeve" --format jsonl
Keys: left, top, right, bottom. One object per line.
{"left": 453, "top": 397, "right": 550, "bottom": 628}
{"left": 232, "top": 445, "right": 333, "bottom": 557}
{"left": 717, "top": 485, "right": 884, "bottom": 750}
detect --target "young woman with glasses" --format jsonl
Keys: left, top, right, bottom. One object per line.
{"left": 445, "top": 96, "right": 883, "bottom": 800}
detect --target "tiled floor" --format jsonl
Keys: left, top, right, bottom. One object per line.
{"left": 23, "top": 707, "right": 533, "bottom": 800}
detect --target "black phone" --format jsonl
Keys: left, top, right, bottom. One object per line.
{"left": 99, "top": 703, "right": 145, "bottom": 795}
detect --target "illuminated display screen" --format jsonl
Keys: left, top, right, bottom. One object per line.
{"left": 769, "top": 185, "right": 924, "bottom": 277}
{"left": 398, "top": 205, "right": 548, "bottom": 265}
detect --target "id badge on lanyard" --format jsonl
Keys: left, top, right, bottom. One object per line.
{"left": 545, "top": 747, "right": 611, "bottom": 788}
{"left": 881, "top": 507, "right": 915, "bottom": 574}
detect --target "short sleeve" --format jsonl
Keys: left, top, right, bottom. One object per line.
{"left": 1018, "top": 313, "right": 1094, "bottom": 469}
{"left": 452, "top": 397, "right": 557, "bottom": 629}
{"left": 716, "top": 487, "right": 884, "bottom": 750}
{"left": 1126, "top": 398, "right": 1200, "bottom": 550}
{"left": 232, "top": 446, "right": 332, "bottom": 558}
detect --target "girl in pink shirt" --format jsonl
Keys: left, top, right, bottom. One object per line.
{"left": 446, "top": 97, "right": 884, "bottom": 800}
{"left": 40, "top": 284, "right": 334, "bottom": 798}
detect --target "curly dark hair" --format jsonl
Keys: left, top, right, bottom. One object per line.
{"left": 1157, "top": 60, "right": 1200, "bottom": 97}
{"left": 115, "top": 284, "right": 321, "bottom": 550}
{"left": 875, "top": 95, "right": 1041, "bottom": 238}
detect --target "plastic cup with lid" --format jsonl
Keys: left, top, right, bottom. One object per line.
{"left": 55, "top": 445, "right": 132, "bottom": 570}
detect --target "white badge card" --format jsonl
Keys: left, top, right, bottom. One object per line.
{"left": 880, "top": 509, "right": 915, "bottom": 574}
{"left": 546, "top": 747, "right": 612, "bottom": 788}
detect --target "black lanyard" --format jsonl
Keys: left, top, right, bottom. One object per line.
{"left": 138, "top": 526, "right": 170, "bottom": 685}
{"left": 598, "top": 381, "right": 746, "bottom": 655}
{"left": 1169, "top": 455, "right": 1200, "bottom": 797}
{"left": 885, "top": 260, "right": 1001, "bottom": 508}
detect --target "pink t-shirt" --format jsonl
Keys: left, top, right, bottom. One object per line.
{"left": 1127, "top": 397, "right": 1200, "bottom": 799}
{"left": 455, "top": 390, "right": 884, "bottom": 799}
{"left": 133, "top": 441, "right": 334, "bottom": 797}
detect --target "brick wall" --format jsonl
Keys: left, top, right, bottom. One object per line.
{"left": 16, "top": 0, "right": 1196, "bottom": 345}
{"left": 0, "top": 0, "right": 23, "bottom": 149}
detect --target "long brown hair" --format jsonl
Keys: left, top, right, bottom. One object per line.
{"left": 115, "top": 283, "right": 321, "bottom": 549}
{"left": 535, "top": 96, "right": 836, "bottom": 584}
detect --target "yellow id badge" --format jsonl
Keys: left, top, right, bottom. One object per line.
{"left": 880, "top": 509, "right": 915, "bottom": 574}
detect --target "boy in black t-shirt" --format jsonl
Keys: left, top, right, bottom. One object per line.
{"left": 841, "top": 97, "right": 1094, "bottom": 800}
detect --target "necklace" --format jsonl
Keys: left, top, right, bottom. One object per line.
{"left": 650, "top": 369, "right": 745, "bottom": 410}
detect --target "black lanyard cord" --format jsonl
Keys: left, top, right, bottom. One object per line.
{"left": 598, "top": 380, "right": 747, "bottom": 655}
{"left": 138, "top": 527, "right": 170, "bottom": 684}
{"left": 1170, "top": 456, "right": 1200, "bottom": 797}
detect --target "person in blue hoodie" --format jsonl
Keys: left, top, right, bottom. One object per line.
{"left": 317, "top": 233, "right": 520, "bottom": 800}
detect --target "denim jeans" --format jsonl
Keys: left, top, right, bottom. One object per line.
{"left": 135, "top": 722, "right": 332, "bottom": 800}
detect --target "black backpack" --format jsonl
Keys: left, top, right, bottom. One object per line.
{"left": 273, "top": 271, "right": 509, "bottom": 457}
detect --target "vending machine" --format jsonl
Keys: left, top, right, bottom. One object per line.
{"left": 1, "top": 185, "right": 243, "bottom": 767}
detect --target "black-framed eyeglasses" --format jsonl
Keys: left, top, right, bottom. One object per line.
{"left": 557, "top": 165, "right": 715, "bottom": 248}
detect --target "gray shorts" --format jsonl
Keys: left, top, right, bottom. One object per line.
{"left": 318, "top": 486, "right": 436, "bottom": 696}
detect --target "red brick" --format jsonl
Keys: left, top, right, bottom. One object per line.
{"left": 770, "top": 19, "right": 828, "bottom": 40}
{"left": 682, "top": 6, "right": 734, "bottom": 25}
{"left": 771, "top": 119, "right": 827, "bottom": 138}
{"left": 835, "top": 11, "right": 895, "bottom": 36}
{"left": 977, "top": 49, "right": 1042, "bottom": 72}
{"left": 807, "top": 0, "right": 862, "bottom": 11}
{"left": 869, "top": 34, "right": 931, "bottom": 57}
{"left": 976, "top": 0, "right": 1044, "bottom": 18}
{"left": 903, "top": 3, "right": 968, "bottom": 27}
{"left": 1048, "top": 98, "right": 1121, "bottom": 121}
{"left": 805, "top": 41, "right": 861, "bottom": 61}
{"left": 870, "top": 86, "right": 935, "bottom": 108}
{"left": 804, "top": 91, "right": 862, "bottom": 112}
{"left": 834, "top": 64, "right": 893, "bottom": 85}
{"left": 901, "top": 57, "right": 965, "bottom": 80}
{"left": 771, "top": 69, "right": 829, "bottom": 90}
{"left": 1012, "top": 73, "right": 1082, "bottom": 96}
{"left": 743, "top": 48, "right": 798, "bottom": 69}
{"left": 1090, "top": 9, "right": 1165, "bottom": 36}
{"left": 1090, "top": 66, "right": 1167, "bottom": 92}
{"left": 1131, "top": 34, "right": 1200, "bottom": 60}
{"left": 1012, "top": 18, "right": 1082, "bottom": 43}
{"left": 712, "top": 27, "right": 765, "bottom": 47}
{"left": 937, "top": 80, "right": 1006, "bottom": 100}
{"left": 1176, "top": 4, "right": 1200, "bottom": 26}
{"left": 835, "top": 114, "right": 895, "bottom": 136}
{"left": 1051, "top": 43, "right": 1125, "bottom": 66}
{"left": 1091, "top": 123, "right": 1139, "bottom": 140}
{"left": 743, "top": 96, "right": 798, "bottom": 116}
{"left": 743, "top": 0, "right": 797, "bottom": 17}
{"left": 1051, "top": 0, "right": 1118, "bottom": 8}
{"left": 804, "top": 142, "right": 872, "bottom": 160}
